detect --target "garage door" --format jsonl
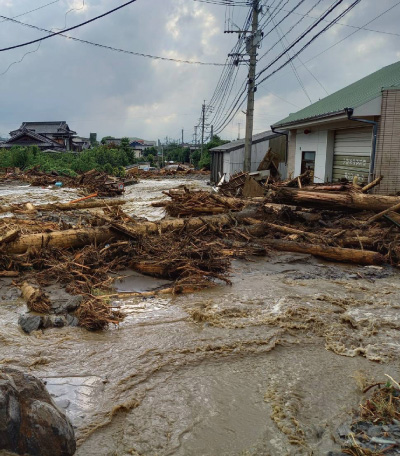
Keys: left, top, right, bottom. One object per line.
{"left": 333, "top": 127, "right": 372, "bottom": 184}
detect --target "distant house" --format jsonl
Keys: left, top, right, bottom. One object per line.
{"left": 72, "top": 136, "right": 91, "bottom": 152}
{"left": 1, "top": 121, "right": 77, "bottom": 152}
{"left": 272, "top": 61, "right": 400, "bottom": 194}
{"left": 210, "top": 130, "right": 287, "bottom": 183}
{"left": 103, "top": 137, "right": 156, "bottom": 159}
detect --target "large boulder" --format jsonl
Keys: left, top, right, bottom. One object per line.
{"left": 0, "top": 367, "right": 76, "bottom": 456}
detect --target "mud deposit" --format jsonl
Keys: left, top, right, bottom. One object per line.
{"left": 1, "top": 178, "right": 400, "bottom": 456}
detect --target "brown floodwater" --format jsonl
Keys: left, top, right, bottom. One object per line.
{"left": 1, "top": 178, "right": 400, "bottom": 456}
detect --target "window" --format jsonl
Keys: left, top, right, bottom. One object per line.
{"left": 301, "top": 151, "right": 315, "bottom": 175}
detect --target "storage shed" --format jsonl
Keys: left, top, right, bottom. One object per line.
{"left": 210, "top": 130, "right": 287, "bottom": 183}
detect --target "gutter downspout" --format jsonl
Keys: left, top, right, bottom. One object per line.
{"left": 344, "top": 107, "right": 378, "bottom": 184}
{"left": 271, "top": 126, "right": 289, "bottom": 165}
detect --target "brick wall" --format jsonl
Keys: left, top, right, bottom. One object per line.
{"left": 287, "top": 129, "right": 296, "bottom": 178}
{"left": 375, "top": 89, "right": 400, "bottom": 195}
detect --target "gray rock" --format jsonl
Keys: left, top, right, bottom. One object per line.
{"left": 367, "top": 425, "right": 383, "bottom": 437}
{"left": 0, "top": 367, "right": 76, "bottom": 456}
{"left": 337, "top": 423, "right": 351, "bottom": 438}
{"left": 52, "top": 295, "right": 83, "bottom": 315}
{"left": 66, "top": 314, "right": 79, "bottom": 327}
{"left": 18, "top": 314, "right": 42, "bottom": 334}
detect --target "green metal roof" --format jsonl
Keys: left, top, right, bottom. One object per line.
{"left": 273, "top": 61, "right": 400, "bottom": 128}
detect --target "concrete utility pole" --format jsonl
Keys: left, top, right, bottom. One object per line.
{"left": 243, "top": 0, "right": 260, "bottom": 172}
{"left": 210, "top": 125, "right": 214, "bottom": 141}
{"left": 201, "top": 100, "right": 206, "bottom": 158}
{"left": 182, "top": 129, "right": 184, "bottom": 146}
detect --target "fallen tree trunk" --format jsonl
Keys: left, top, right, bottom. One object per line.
{"left": 0, "top": 198, "right": 127, "bottom": 214}
{"left": 273, "top": 188, "right": 400, "bottom": 212}
{"left": 5, "top": 227, "right": 113, "bottom": 254}
{"left": 5, "top": 210, "right": 258, "bottom": 254}
{"left": 262, "top": 239, "right": 385, "bottom": 265}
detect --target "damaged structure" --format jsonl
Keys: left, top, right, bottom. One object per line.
{"left": 272, "top": 61, "right": 400, "bottom": 194}
{"left": 210, "top": 130, "right": 287, "bottom": 183}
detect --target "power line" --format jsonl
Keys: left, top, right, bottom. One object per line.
{"left": 282, "top": 7, "right": 400, "bottom": 38}
{"left": 0, "top": 15, "right": 227, "bottom": 66}
{"left": 0, "top": 0, "right": 140, "bottom": 52}
{"left": 256, "top": 0, "right": 350, "bottom": 81}
{"left": 301, "top": 0, "right": 400, "bottom": 64}
{"left": 256, "top": 0, "right": 362, "bottom": 86}
{"left": 0, "top": 0, "right": 60, "bottom": 24}
{"left": 216, "top": 0, "right": 362, "bottom": 134}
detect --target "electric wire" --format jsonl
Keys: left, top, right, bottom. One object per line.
{"left": 215, "top": 0, "right": 361, "bottom": 134}
{"left": 0, "top": 15, "right": 227, "bottom": 66}
{"left": 0, "top": 0, "right": 141, "bottom": 52}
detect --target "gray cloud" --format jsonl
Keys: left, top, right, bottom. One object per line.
{"left": 0, "top": 0, "right": 399, "bottom": 142}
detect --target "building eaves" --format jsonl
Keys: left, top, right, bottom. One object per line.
{"left": 272, "top": 60, "right": 400, "bottom": 128}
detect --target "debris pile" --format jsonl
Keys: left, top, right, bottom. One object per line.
{"left": 159, "top": 188, "right": 245, "bottom": 217}
{"left": 337, "top": 376, "right": 400, "bottom": 456}
{"left": 1, "top": 172, "right": 400, "bottom": 334}
{"left": 0, "top": 166, "right": 127, "bottom": 197}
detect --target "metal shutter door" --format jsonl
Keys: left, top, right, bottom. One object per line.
{"left": 333, "top": 127, "right": 372, "bottom": 183}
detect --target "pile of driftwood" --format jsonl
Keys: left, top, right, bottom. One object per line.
{"left": 1, "top": 174, "right": 400, "bottom": 332}
{"left": 153, "top": 187, "right": 245, "bottom": 217}
{"left": 0, "top": 166, "right": 127, "bottom": 197}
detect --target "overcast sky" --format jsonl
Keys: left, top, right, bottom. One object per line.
{"left": 0, "top": 0, "right": 399, "bottom": 142}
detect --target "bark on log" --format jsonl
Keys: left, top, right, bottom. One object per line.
{"left": 273, "top": 188, "right": 400, "bottom": 212}
{"left": 364, "top": 201, "right": 400, "bottom": 225}
{"left": 246, "top": 222, "right": 321, "bottom": 239}
{"left": 5, "top": 227, "right": 113, "bottom": 254}
{"left": 262, "top": 239, "right": 385, "bottom": 265}
{"left": 361, "top": 176, "right": 383, "bottom": 193}
{"left": 0, "top": 199, "right": 127, "bottom": 214}
{"left": 0, "top": 229, "right": 19, "bottom": 245}
{"left": 20, "top": 282, "right": 51, "bottom": 313}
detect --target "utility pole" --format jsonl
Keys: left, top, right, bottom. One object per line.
{"left": 182, "top": 129, "right": 184, "bottom": 146}
{"left": 243, "top": 0, "right": 260, "bottom": 172}
{"left": 238, "top": 123, "right": 241, "bottom": 140}
{"left": 201, "top": 100, "right": 206, "bottom": 158}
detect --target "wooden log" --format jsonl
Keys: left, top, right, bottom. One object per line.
{"left": 384, "top": 211, "right": 400, "bottom": 228}
{"left": 273, "top": 188, "right": 400, "bottom": 212}
{"left": 20, "top": 282, "right": 51, "bottom": 313}
{"left": 0, "top": 229, "right": 19, "bottom": 245}
{"left": 361, "top": 176, "right": 383, "bottom": 193}
{"left": 364, "top": 201, "right": 400, "bottom": 225}
{"left": 247, "top": 222, "right": 321, "bottom": 239}
{"left": 5, "top": 227, "right": 113, "bottom": 254}
{"left": 262, "top": 239, "right": 385, "bottom": 265}
{"left": 0, "top": 271, "right": 19, "bottom": 277}
{"left": 0, "top": 198, "right": 128, "bottom": 214}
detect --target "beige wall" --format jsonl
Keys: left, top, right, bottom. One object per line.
{"left": 287, "top": 130, "right": 296, "bottom": 178}
{"left": 375, "top": 89, "right": 400, "bottom": 195}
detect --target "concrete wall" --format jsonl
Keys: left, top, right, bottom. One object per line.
{"left": 375, "top": 89, "right": 400, "bottom": 195}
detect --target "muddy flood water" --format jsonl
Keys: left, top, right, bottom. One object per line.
{"left": 1, "top": 177, "right": 400, "bottom": 456}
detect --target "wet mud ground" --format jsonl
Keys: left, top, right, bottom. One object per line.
{"left": 1, "top": 178, "right": 400, "bottom": 456}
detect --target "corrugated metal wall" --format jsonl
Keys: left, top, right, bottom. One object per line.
{"left": 375, "top": 89, "right": 400, "bottom": 195}
{"left": 332, "top": 127, "right": 372, "bottom": 183}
